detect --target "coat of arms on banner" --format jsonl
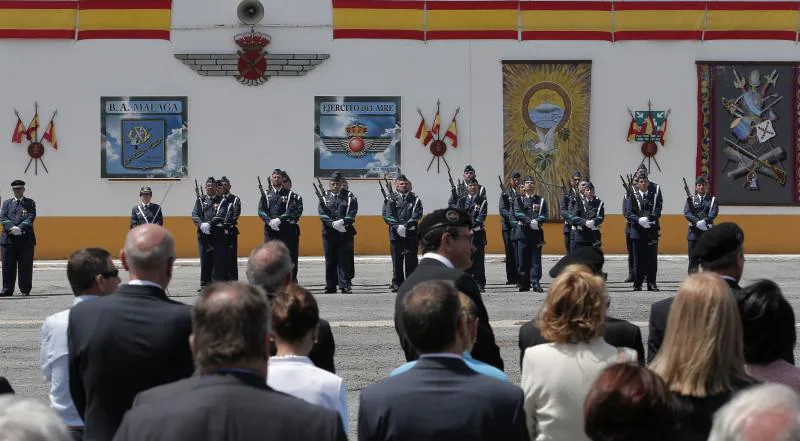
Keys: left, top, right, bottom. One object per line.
{"left": 235, "top": 30, "right": 271, "bottom": 86}
{"left": 626, "top": 100, "right": 670, "bottom": 173}
{"left": 10, "top": 102, "right": 58, "bottom": 175}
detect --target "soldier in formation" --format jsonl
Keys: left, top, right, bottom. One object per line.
{"left": 623, "top": 169, "right": 663, "bottom": 291}
{"left": 191, "top": 177, "right": 231, "bottom": 291}
{"left": 130, "top": 186, "right": 163, "bottom": 229}
{"left": 513, "top": 175, "right": 547, "bottom": 292}
{"left": 317, "top": 171, "right": 358, "bottom": 293}
{"left": 258, "top": 169, "right": 303, "bottom": 279}
{"left": 561, "top": 171, "right": 583, "bottom": 253}
{"left": 568, "top": 181, "right": 605, "bottom": 250}
{"left": 456, "top": 178, "right": 488, "bottom": 291}
{"left": 382, "top": 174, "right": 423, "bottom": 292}
{"left": 499, "top": 171, "right": 521, "bottom": 285}
{"left": 220, "top": 176, "right": 241, "bottom": 280}
{"left": 684, "top": 175, "right": 717, "bottom": 274}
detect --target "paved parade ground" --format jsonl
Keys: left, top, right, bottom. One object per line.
{"left": 2, "top": 255, "right": 799, "bottom": 437}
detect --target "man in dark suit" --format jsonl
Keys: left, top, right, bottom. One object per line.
{"left": 246, "top": 240, "right": 336, "bottom": 373}
{"left": 69, "top": 225, "right": 194, "bottom": 441}
{"left": 645, "top": 222, "right": 794, "bottom": 365}
{"left": 518, "top": 246, "right": 644, "bottom": 367}
{"left": 361, "top": 280, "right": 527, "bottom": 441}
{"left": 395, "top": 207, "right": 503, "bottom": 370}
{"left": 112, "top": 282, "right": 346, "bottom": 441}
{"left": 1, "top": 179, "right": 36, "bottom": 297}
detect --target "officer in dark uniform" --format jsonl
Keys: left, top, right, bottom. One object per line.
{"left": 319, "top": 171, "right": 358, "bottom": 293}
{"left": 191, "top": 177, "right": 230, "bottom": 290}
{"left": 0, "top": 180, "right": 36, "bottom": 297}
{"left": 624, "top": 165, "right": 648, "bottom": 283}
{"left": 569, "top": 181, "right": 605, "bottom": 249}
{"left": 130, "top": 186, "right": 163, "bottom": 229}
{"left": 456, "top": 178, "right": 488, "bottom": 291}
{"left": 499, "top": 171, "right": 521, "bottom": 285}
{"left": 623, "top": 170, "right": 662, "bottom": 291}
{"left": 449, "top": 164, "right": 486, "bottom": 207}
{"left": 561, "top": 171, "right": 583, "bottom": 254}
{"left": 684, "top": 175, "right": 718, "bottom": 274}
{"left": 382, "top": 174, "right": 423, "bottom": 292}
{"left": 281, "top": 171, "right": 303, "bottom": 282}
{"left": 258, "top": 169, "right": 299, "bottom": 261}
{"left": 513, "top": 175, "right": 548, "bottom": 292}
{"left": 220, "top": 176, "right": 241, "bottom": 280}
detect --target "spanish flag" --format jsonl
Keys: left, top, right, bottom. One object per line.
{"left": 43, "top": 119, "right": 57, "bottom": 149}
{"left": 415, "top": 116, "right": 433, "bottom": 146}
{"left": 0, "top": 1, "right": 77, "bottom": 39}
{"left": 11, "top": 115, "right": 27, "bottom": 144}
{"left": 77, "top": 0, "right": 172, "bottom": 40}
{"left": 444, "top": 114, "right": 458, "bottom": 148}
{"left": 431, "top": 109, "right": 442, "bottom": 137}
{"left": 25, "top": 112, "right": 39, "bottom": 141}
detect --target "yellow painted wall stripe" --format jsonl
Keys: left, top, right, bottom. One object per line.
{"left": 78, "top": 9, "right": 170, "bottom": 31}
{"left": 707, "top": 10, "right": 798, "bottom": 31}
{"left": 332, "top": 8, "right": 423, "bottom": 30}
{"left": 427, "top": 9, "right": 517, "bottom": 31}
{"left": 616, "top": 10, "right": 705, "bottom": 31}
{"left": 0, "top": 9, "right": 76, "bottom": 30}
{"left": 520, "top": 10, "right": 610, "bottom": 31}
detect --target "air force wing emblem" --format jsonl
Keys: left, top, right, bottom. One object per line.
{"left": 320, "top": 121, "right": 393, "bottom": 157}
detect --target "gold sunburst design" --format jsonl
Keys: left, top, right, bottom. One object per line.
{"left": 503, "top": 62, "right": 591, "bottom": 220}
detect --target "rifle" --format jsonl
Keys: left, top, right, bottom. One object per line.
{"left": 620, "top": 174, "right": 639, "bottom": 214}
{"left": 682, "top": 177, "right": 693, "bottom": 200}
{"left": 151, "top": 183, "right": 172, "bottom": 222}
{"left": 312, "top": 182, "right": 335, "bottom": 218}
{"left": 447, "top": 169, "right": 459, "bottom": 202}
{"left": 384, "top": 177, "right": 399, "bottom": 219}
{"left": 379, "top": 180, "right": 399, "bottom": 220}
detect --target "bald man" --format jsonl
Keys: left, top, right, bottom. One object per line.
{"left": 68, "top": 225, "right": 194, "bottom": 441}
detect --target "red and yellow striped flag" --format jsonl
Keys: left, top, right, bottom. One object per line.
{"left": 332, "top": 0, "right": 424, "bottom": 40}
{"left": 426, "top": 1, "right": 518, "bottom": 40}
{"left": 521, "top": 1, "right": 612, "bottom": 41}
{"left": 705, "top": 1, "right": 799, "bottom": 41}
{"left": 77, "top": 0, "right": 171, "bottom": 40}
{"left": 615, "top": 1, "right": 706, "bottom": 41}
{"left": 0, "top": 0, "right": 77, "bottom": 39}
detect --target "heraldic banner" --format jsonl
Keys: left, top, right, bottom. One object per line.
{"left": 101, "top": 97, "right": 188, "bottom": 179}
{"left": 502, "top": 61, "right": 591, "bottom": 221}
{"left": 697, "top": 63, "right": 800, "bottom": 205}
{"left": 315, "top": 96, "right": 401, "bottom": 179}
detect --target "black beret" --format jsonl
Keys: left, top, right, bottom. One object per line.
{"left": 464, "top": 165, "right": 475, "bottom": 173}
{"left": 395, "top": 174, "right": 408, "bottom": 182}
{"left": 691, "top": 222, "right": 745, "bottom": 263}
{"left": 549, "top": 246, "right": 605, "bottom": 278}
{"left": 418, "top": 208, "right": 473, "bottom": 238}
{"left": 10, "top": 180, "right": 25, "bottom": 188}
{"left": 572, "top": 170, "right": 583, "bottom": 179}
{"left": 220, "top": 176, "right": 230, "bottom": 183}
{"left": 330, "top": 171, "right": 343, "bottom": 182}
{"left": 696, "top": 175, "right": 708, "bottom": 185}
{"left": 139, "top": 186, "right": 152, "bottom": 195}
{"left": 511, "top": 171, "right": 521, "bottom": 179}
{"left": 205, "top": 177, "right": 216, "bottom": 184}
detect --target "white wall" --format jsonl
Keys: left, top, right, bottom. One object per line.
{"left": 1, "top": 0, "right": 799, "bottom": 217}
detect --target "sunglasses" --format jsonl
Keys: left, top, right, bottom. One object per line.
{"left": 100, "top": 268, "right": 119, "bottom": 278}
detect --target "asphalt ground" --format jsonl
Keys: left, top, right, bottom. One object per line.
{"left": 2, "top": 254, "right": 799, "bottom": 439}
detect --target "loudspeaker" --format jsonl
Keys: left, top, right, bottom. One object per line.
{"left": 237, "top": 0, "right": 264, "bottom": 26}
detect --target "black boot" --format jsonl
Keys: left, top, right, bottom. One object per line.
{"left": 647, "top": 283, "right": 659, "bottom": 292}
{"left": 624, "top": 275, "right": 634, "bottom": 283}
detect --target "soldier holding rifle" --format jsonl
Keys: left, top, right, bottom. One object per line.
{"left": 449, "top": 165, "right": 485, "bottom": 207}
{"left": 191, "top": 177, "right": 231, "bottom": 290}
{"left": 219, "top": 176, "right": 241, "bottom": 280}
{"left": 622, "top": 170, "right": 662, "bottom": 292}
{"left": 381, "top": 174, "right": 423, "bottom": 292}
{"left": 457, "top": 178, "right": 488, "bottom": 292}
{"left": 568, "top": 181, "right": 604, "bottom": 250}
{"left": 499, "top": 172, "right": 521, "bottom": 285}
{"left": 280, "top": 171, "right": 303, "bottom": 282}
{"left": 561, "top": 171, "right": 583, "bottom": 253}
{"left": 513, "top": 175, "right": 548, "bottom": 292}
{"left": 316, "top": 171, "right": 358, "bottom": 294}
{"left": 683, "top": 175, "right": 717, "bottom": 274}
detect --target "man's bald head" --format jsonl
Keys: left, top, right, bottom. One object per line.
{"left": 246, "top": 241, "right": 293, "bottom": 294}
{"left": 121, "top": 224, "right": 175, "bottom": 285}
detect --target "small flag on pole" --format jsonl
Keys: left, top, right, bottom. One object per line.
{"left": 11, "top": 111, "right": 27, "bottom": 143}
{"left": 444, "top": 108, "right": 459, "bottom": 148}
{"left": 415, "top": 110, "right": 433, "bottom": 146}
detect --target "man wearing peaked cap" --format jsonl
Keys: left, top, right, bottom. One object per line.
{"left": 219, "top": 176, "right": 242, "bottom": 280}
{"left": 130, "top": 186, "right": 164, "bottom": 230}
{"left": 684, "top": 175, "right": 718, "bottom": 274}
{"left": 192, "top": 176, "right": 231, "bottom": 290}
{"left": 259, "top": 169, "right": 299, "bottom": 282}
{"left": 450, "top": 165, "right": 486, "bottom": 207}
{"left": 318, "top": 170, "right": 358, "bottom": 293}
{"left": 518, "top": 247, "right": 645, "bottom": 367}
{"left": 394, "top": 207, "right": 504, "bottom": 370}
{"left": 383, "top": 173, "right": 423, "bottom": 292}
{"left": 500, "top": 171, "right": 522, "bottom": 285}
{"left": 513, "top": 175, "right": 548, "bottom": 292}
{"left": 279, "top": 171, "right": 303, "bottom": 283}
{"left": 1, "top": 179, "right": 37, "bottom": 296}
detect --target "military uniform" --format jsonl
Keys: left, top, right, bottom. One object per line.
{"left": 568, "top": 187, "right": 605, "bottom": 250}
{"left": 130, "top": 187, "right": 163, "bottom": 229}
{"left": 382, "top": 175, "right": 423, "bottom": 291}
{"left": 623, "top": 173, "right": 662, "bottom": 291}
{"left": 684, "top": 176, "right": 718, "bottom": 274}
{"left": 221, "top": 179, "right": 241, "bottom": 281}
{"left": 191, "top": 180, "right": 230, "bottom": 288}
{"left": 448, "top": 164, "right": 486, "bottom": 207}
{"left": 319, "top": 172, "right": 358, "bottom": 293}
{"left": 281, "top": 172, "right": 303, "bottom": 282}
{"left": 499, "top": 173, "right": 520, "bottom": 285}
{"left": 623, "top": 195, "right": 634, "bottom": 282}
{"left": 258, "top": 185, "right": 300, "bottom": 253}
{"left": 0, "top": 180, "right": 36, "bottom": 297}
{"left": 513, "top": 181, "right": 548, "bottom": 292}
{"left": 457, "top": 186, "right": 488, "bottom": 290}
{"left": 562, "top": 171, "right": 583, "bottom": 253}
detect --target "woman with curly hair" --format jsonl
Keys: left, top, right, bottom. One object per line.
{"left": 521, "top": 265, "right": 636, "bottom": 441}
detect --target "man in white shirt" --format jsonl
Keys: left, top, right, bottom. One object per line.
{"left": 41, "top": 248, "right": 120, "bottom": 440}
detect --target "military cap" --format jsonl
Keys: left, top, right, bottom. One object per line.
{"left": 280, "top": 170, "right": 291, "bottom": 181}
{"left": 691, "top": 222, "right": 745, "bottom": 263}
{"left": 635, "top": 170, "right": 648, "bottom": 181}
{"left": 572, "top": 170, "right": 583, "bottom": 179}
{"left": 584, "top": 182, "right": 595, "bottom": 190}
{"left": 330, "top": 171, "right": 343, "bottom": 182}
{"left": 636, "top": 163, "right": 648, "bottom": 173}
{"left": 205, "top": 176, "right": 216, "bottom": 184}
{"left": 10, "top": 180, "right": 25, "bottom": 188}
{"left": 139, "top": 186, "right": 152, "bottom": 195}
{"left": 464, "top": 165, "right": 475, "bottom": 173}
{"left": 220, "top": 176, "right": 230, "bottom": 183}
{"left": 696, "top": 175, "right": 708, "bottom": 185}
{"left": 395, "top": 174, "right": 408, "bottom": 182}
{"left": 465, "top": 177, "right": 479, "bottom": 185}
{"left": 271, "top": 168, "right": 283, "bottom": 175}
{"left": 511, "top": 171, "right": 521, "bottom": 179}
{"left": 215, "top": 179, "right": 224, "bottom": 186}
{"left": 524, "top": 175, "right": 535, "bottom": 182}
{"left": 549, "top": 246, "right": 605, "bottom": 278}
{"left": 418, "top": 208, "right": 473, "bottom": 238}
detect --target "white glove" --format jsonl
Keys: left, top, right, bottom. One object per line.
{"left": 200, "top": 223, "right": 211, "bottom": 234}
{"left": 585, "top": 219, "right": 595, "bottom": 229}
{"left": 396, "top": 225, "right": 407, "bottom": 238}
{"left": 10, "top": 226, "right": 21, "bottom": 236}
{"left": 332, "top": 219, "right": 346, "bottom": 233}
{"left": 530, "top": 220, "right": 540, "bottom": 231}
{"left": 269, "top": 218, "right": 281, "bottom": 231}
{"left": 638, "top": 217, "right": 651, "bottom": 229}
{"left": 696, "top": 219, "right": 708, "bottom": 231}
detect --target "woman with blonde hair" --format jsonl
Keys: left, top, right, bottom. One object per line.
{"left": 650, "top": 272, "right": 756, "bottom": 441}
{"left": 521, "top": 264, "right": 636, "bottom": 441}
